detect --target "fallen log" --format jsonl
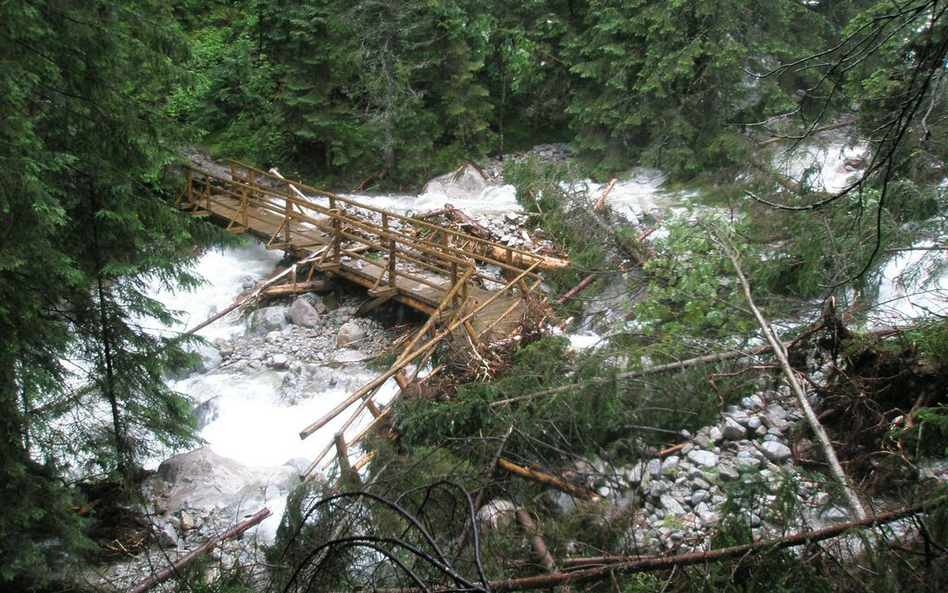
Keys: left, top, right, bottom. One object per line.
{"left": 592, "top": 178, "right": 618, "bottom": 211}
{"left": 127, "top": 508, "right": 271, "bottom": 593}
{"left": 355, "top": 505, "right": 922, "bottom": 593}
{"left": 556, "top": 274, "right": 597, "bottom": 305}
{"left": 260, "top": 279, "right": 331, "bottom": 299}
{"left": 497, "top": 458, "right": 597, "bottom": 500}
{"left": 721, "top": 236, "right": 867, "bottom": 520}
{"left": 487, "top": 246, "right": 570, "bottom": 270}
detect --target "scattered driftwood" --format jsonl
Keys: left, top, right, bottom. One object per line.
{"left": 127, "top": 508, "right": 271, "bottom": 593}
{"left": 185, "top": 249, "right": 326, "bottom": 335}
{"left": 419, "top": 203, "right": 494, "bottom": 240}
{"left": 721, "top": 237, "right": 867, "bottom": 520}
{"left": 497, "top": 458, "right": 597, "bottom": 500}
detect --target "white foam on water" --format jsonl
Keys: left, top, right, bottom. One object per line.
{"left": 776, "top": 141, "right": 868, "bottom": 194}
{"left": 873, "top": 244, "right": 948, "bottom": 323}
{"left": 154, "top": 242, "right": 285, "bottom": 341}
{"left": 174, "top": 368, "right": 399, "bottom": 470}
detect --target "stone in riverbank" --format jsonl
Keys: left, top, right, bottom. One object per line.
{"left": 289, "top": 297, "right": 322, "bottom": 328}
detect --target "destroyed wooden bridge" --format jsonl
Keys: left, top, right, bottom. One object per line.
{"left": 177, "top": 160, "right": 561, "bottom": 477}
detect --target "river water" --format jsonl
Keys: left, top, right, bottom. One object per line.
{"left": 157, "top": 156, "right": 944, "bottom": 477}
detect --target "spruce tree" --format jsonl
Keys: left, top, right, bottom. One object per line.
{"left": 0, "top": 0, "right": 219, "bottom": 586}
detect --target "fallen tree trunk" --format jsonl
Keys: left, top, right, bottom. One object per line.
{"left": 556, "top": 274, "right": 597, "bottom": 305}
{"left": 721, "top": 236, "right": 867, "bottom": 520}
{"left": 260, "top": 279, "right": 331, "bottom": 299}
{"left": 497, "top": 458, "right": 597, "bottom": 500}
{"left": 128, "top": 508, "right": 271, "bottom": 593}
{"left": 355, "top": 505, "right": 921, "bottom": 593}
{"left": 592, "top": 179, "right": 618, "bottom": 211}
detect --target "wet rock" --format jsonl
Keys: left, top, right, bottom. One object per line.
{"left": 686, "top": 450, "right": 718, "bottom": 468}
{"left": 423, "top": 164, "right": 488, "bottom": 200}
{"left": 478, "top": 499, "right": 517, "bottom": 529}
{"left": 194, "top": 396, "right": 221, "bottom": 428}
{"left": 336, "top": 321, "right": 366, "bottom": 348}
{"left": 147, "top": 447, "right": 299, "bottom": 517}
{"left": 289, "top": 297, "right": 321, "bottom": 328}
{"left": 268, "top": 353, "right": 289, "bottom": 369}
{"left": 722, "top": 417, "right": 746, "bottom": 440}
{"left": 248, "top": 306, "right": 288, "bottom": 335}
{"left": 760, "top": 441, "right": 792, "bottom": 462}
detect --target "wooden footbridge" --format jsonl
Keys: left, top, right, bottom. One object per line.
{"left": 177, "top": 160, "right": 559, "bottom": 478}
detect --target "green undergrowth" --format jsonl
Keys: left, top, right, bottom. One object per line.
{"left": 394, "top": 334, "right": 755, "bottom": 471}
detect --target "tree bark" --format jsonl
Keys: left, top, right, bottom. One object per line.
{"left": 497, "top": 458, "right": 597, "bottom": 500}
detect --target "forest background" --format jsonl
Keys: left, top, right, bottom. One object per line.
{"left": 2, "top": 0, "right": 948, "bottom": 591}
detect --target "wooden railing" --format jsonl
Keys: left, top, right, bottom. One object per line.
{"left": 177, "top": 162, "right": 547, "bottom": 311}
{"left": 177, "top": 160, "right": 553, "bottom": 479}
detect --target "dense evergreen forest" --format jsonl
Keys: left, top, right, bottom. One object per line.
{"left": 2, "top": 0, "right": 948, "bottom": 591}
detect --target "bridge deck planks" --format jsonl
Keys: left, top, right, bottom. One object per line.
{"left": 192, "top": 192, "right": 526, "bottom": 336}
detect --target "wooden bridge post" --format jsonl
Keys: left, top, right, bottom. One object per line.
{"left": 382, "top": 213, "right": 397, "bottom": 287}
{"left": 329, "top": 195, "right": 341, "bottom": 263}
{"left": 283, "top": 188, "right": 292, "bottom": 246}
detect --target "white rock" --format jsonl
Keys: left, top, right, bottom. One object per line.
{"left": 336, "top": 321, "right": 367, "bottom": 348}
{"left": 477, "top": 498, "right": 517, "bottom": 529}
{"left": 722, "top": 417, "right": 746, "bottom": 440}
{"left": 646, "top": 458, "right": 662, "bottom": 478}
{"left": 268, "top": 353, "right": 289, "bottom": 369}
{"left": 686, "top": 449, "right": 718, "bottom": 468}
{"left": 660, "top": 494, "right": 686, "bottom": 517}
{"left": 760, "top": 441, "right": 792, "bottom": 462}
{"left": 661, "top": 455, "right": 680, "bottom": 475}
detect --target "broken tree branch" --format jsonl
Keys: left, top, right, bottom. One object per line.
{"left": 592, "top": 179, "right": 618, "bottom": 210}
{"left": 556, "top": 274, "right": 598, "bottom": 305}
{"left": 497, "top": 458, "right": 597, "bottom": 500}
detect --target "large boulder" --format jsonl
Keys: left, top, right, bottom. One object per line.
{"left": 145, "top": 447, "right": 299, "bottom": 517}
{"left": 248, "top": 306, "right": 289, "bottom": 335}
{"left": 423, "top": 164, "right": 487, "bottom": 201}
{"left": 289, "top": 297, "right": 322, "bottom": 328}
